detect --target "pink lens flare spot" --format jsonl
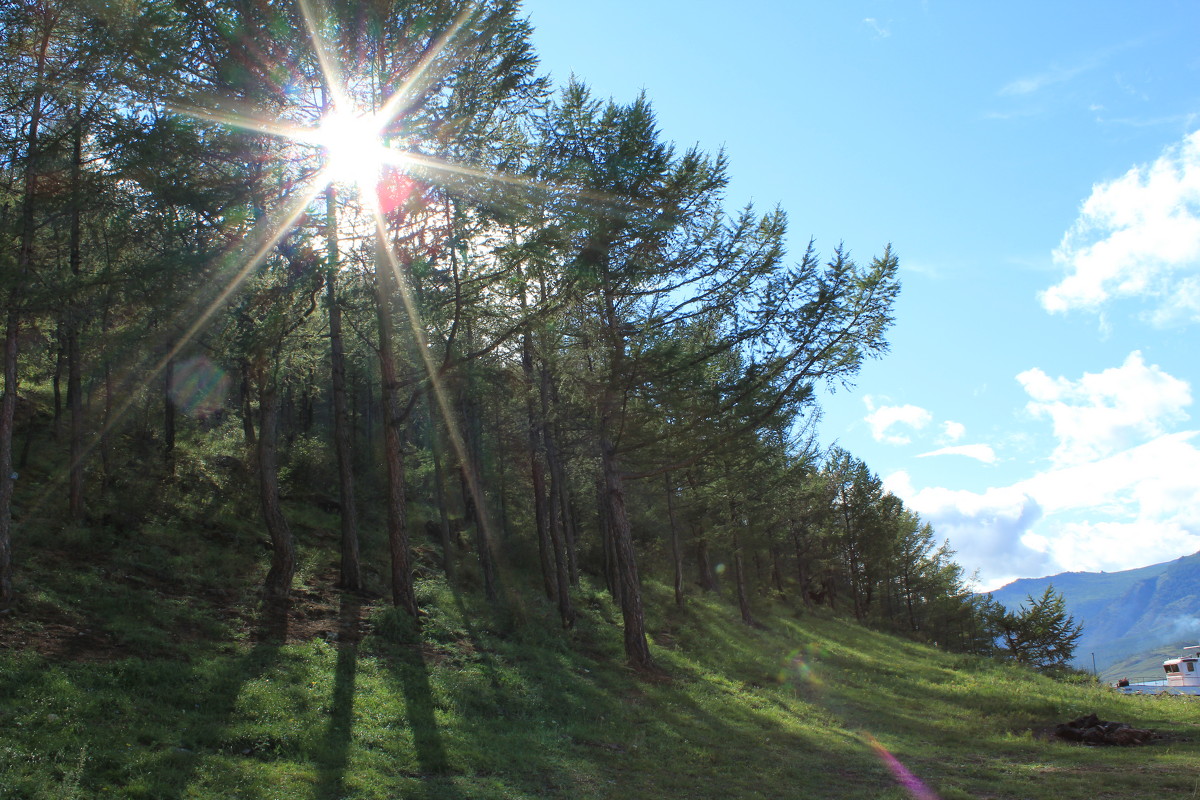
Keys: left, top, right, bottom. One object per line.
{"left": 864, "top": 733, "right": 940, "bottom": 800}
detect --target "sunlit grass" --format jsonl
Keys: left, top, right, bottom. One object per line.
{"left": 4, "top": 463, "right": 1200, "bottom": 800}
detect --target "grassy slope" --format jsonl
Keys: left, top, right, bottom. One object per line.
{"left": 3, "top": 562, "right": 1200, "bottom": 800}
{"left": 1, "top": 420, "right": 1198, "bottom": 800}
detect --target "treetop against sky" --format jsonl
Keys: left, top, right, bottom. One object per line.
{"left": 520, "top": 0, "right": 1200, "bottom": 590}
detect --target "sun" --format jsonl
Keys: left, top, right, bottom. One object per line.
{"left": 313, "top": 106, "right": 396, "bottom": 193}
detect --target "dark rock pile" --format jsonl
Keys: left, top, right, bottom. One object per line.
{"left": 1048, "top": 713, "right": 1158, "bottom": 746}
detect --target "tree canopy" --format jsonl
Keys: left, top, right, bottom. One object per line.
{"left": 0, "top": 0, "right": 1011, "bottom": 671}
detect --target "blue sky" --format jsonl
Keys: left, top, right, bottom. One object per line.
{"left": 519, "top": 0, "right": 1200, "bottom": 590}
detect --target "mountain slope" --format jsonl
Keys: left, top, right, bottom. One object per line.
{"left": 989, "top": 551, "right": 1200, "bottom": 671}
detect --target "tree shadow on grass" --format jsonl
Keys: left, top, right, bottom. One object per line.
{"left": 141, "top": 600, "right": 290, "bottom": 798}
{"left": 314, "top": 591, "right": 362, "bottom": 800}
{"left": 387, "top": 640, "right": 461, "bottom": 799}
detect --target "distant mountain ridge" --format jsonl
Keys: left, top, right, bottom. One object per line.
{"left": 988, "top": 550, "right": 1200, "bottom": 672}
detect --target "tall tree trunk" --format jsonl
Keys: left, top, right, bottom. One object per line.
{"left": 696, "top": 530, "right": 719, "bottom": 593}
{"left": 665, "top": 472, "right": 684, "bottom": 607}
{"left": 426, "top": 401, "right": 455, "bottom": 580}
{"left": 521, "top": 327, "right": 555, "bottom": 601}
{"left": 541, "top": 378, "right": 574, "bottom": 627}
{"left": 770, "top": 541, "right": 786, "bottom": 597}
{"left": 66, "top": 314, "right": 83, "bottom": 522}
{"left": 0, "top": 30, "right": 47, "bottom": 605}
{"left": 52, "top": 321, "right": 63, "bottom": 439}
{"left": 163, "top": 359, "right": 177, "bottom": 470}
{"left": 374, "top": 237, "right": 417, "bottom": 618}
{"left": 734, "top": 548, "right": 755, "bottom": 626}
{"left": 729, "top": 508, "right": 756, "bottom": 627}
{"left": 456, "top": 336, "right": 497, "bottom": 601}
{"left": 600, "top": 428, "right": 652, "bottom": 668}
{"left": 791, "top": 527, "right": 814, "bottom": 609}
{"left": 66, "top": 110, "right": 84, "bottom": 523}
{"left": 548, "top": 382, "right": 578, "bottom": 585}
{"left": 258, "top": 371, "right": 294, "bottom": 640}
{"left": 240, "top": 360, "right": 256, "bottom": 446}
{"left": 325, "top": 185, "right": 362, "bottom": 592}
{"left": 0, "top": 308, "right": 18, "bottom": 606}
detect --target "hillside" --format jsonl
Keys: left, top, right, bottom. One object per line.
{"left": 989, "top": 551, "right": 1200, "bottom": 672}
{"left": 3, "top": 528, "right": 1200, "bottom": 800}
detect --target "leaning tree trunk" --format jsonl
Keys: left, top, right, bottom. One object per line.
{"left": 599, "top": 425, "right": 652, "bottom": 669}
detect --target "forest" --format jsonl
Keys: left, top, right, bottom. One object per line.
{"left": 0, "top": 0, "right": 1009, "bottom": 671}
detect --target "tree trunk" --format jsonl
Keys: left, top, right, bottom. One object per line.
{"left": 53, "top": 322, "right": 63, "bottom": 439}
{"left": 1, "top": 33, "right": 47, "bottom": 605}
{"left": 456, "top": 346, "right": 497, "bottom": 601}
{"left": 163, "top": 359, "right": 177, "bottom": 472}
{"left": 521, "top": 327, "right": 556, "bottom": 601}
{"left": 791, "top": 528, "right": 814, "bottom": 609}
{"left": 665, "top": 472, "right": 684, "bottom": 607}
{"left": 66, "top": 110, "right": 84, "bottom": 523}
{"left": 770, "top": 541, "right": 785, "bottom": 597}
{"left": 325, "top": 191, "right": 362, "bottom": 593}
{"left": 540, "top": 365, "right": 574, "bottom": 627}
{"left": 240, "top": 360, "right": 256, "bottom": 446}
{"left": 258, "top": 372, "right": 294, "bottom": 640}
{"left": 374, "top": 238, "right": 417, "bottom": 618}
{"left": 696, "top": 530, "right": 719, "bottom": 593}
{"left": 548, "top": 381, "right": 578, "bottom": 585}
{"left": 426, "top": 402, "right": 455, "bottom": 580}
{"left": 600, "top": 431, "right": 651, "bottom": 668}
{"left": 0, "top": 308, "right": 18, "bottom": 606}
{"left": 66, "top": 315, "right": 83, "bottom": 522}
{"left": 731, "top": 524, "right": 756, "bottom": 627}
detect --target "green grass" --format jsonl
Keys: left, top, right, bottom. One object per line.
{"left": 3, "top": 413, "right": 1198, "bottom": 798}
{"left": 3, "top": 573, "right": 1200, "bottom": 799}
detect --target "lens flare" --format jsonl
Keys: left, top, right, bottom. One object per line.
{"left": 864, "top": 733, "right": 940, "bottom": 800}
{"left": 777, "top": 643, "right": 826, "bottom": 686}
{"left": 169, "top": 356, "right": 231, "bottom": 418}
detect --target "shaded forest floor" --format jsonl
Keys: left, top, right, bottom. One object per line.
{"left": 4, "top": 519, "right": 1200, "bottom": 800}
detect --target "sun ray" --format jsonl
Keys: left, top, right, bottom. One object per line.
{"left": 374, "top": 3, "right": 480, "bottom": 136}
{"left": 166, "top": 100, "right": 313, "bottom": 143}
{"left": 295, "top": 0, "right": 351, "bottom": 112}
{"left": 399, "top": 150, "right": 630, "bottom": 209}
{"left": 370, "top": 207, "right": 501, "bottom": 575}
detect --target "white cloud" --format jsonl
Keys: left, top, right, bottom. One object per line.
{"left": 1041, "top": 519, "right": 1200, "bottom": 576}
{"left": 1016, "top": 351, "right": 1191, "bottom": 465}
{"left": 999, "top": 62, "right": 1092, "bottom": 97}
{"left": 941, "top": 421, "right": 966, "bottom": 442}
{"left": 892, "top": 431, "right": 1200, "bottom": 590}
{"left": 885, "top": 472, "right": 1051, "bottom": 586}
{"left": 863, "top": 18, "right": 891, "bottom": 38}
{"left": 1044, "top": 129, "right": 1200, "bottom": 323}
{"left": 1018, "top": 432, "right": 1200, "bottom": 520}
{"left": 917, "top": 444, "right": 997, "bottom": 464}
{"left": 863, "top": 397, "right": 932, "bottom": 445}
{"left": 889, "top": 356, "right": 1199, "bottom": 589}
